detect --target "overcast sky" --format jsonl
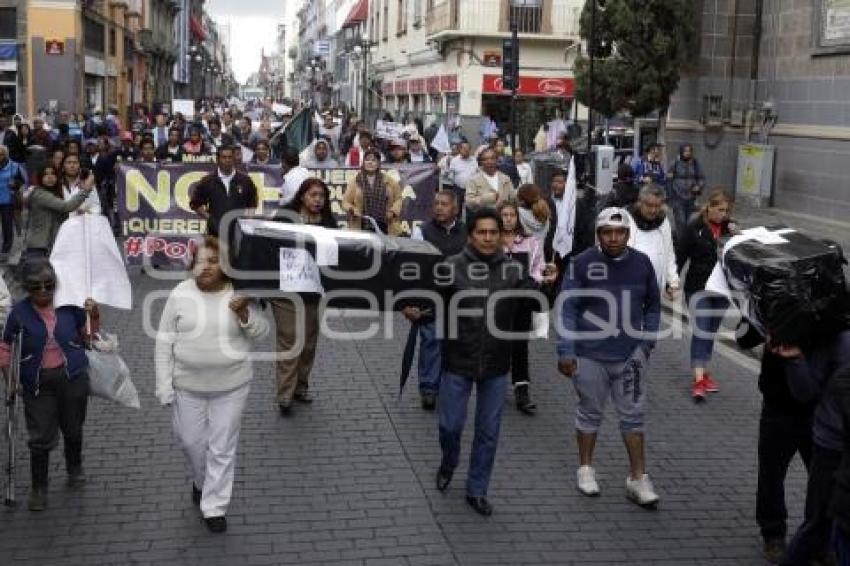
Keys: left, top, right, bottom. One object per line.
{"left": 206, "top": 0, "right": 298, "bottom": 83}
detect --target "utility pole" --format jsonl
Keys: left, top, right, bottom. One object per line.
{"left": 586, "top": 0, "right": 596, "bottom": 185}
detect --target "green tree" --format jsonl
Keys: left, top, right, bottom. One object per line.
{"left": 574, "top": 0, "right": 698, "bottom": 122}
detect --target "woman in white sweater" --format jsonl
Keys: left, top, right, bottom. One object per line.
{"left": 155, "top": 236, "right": 269, "bottom": 534}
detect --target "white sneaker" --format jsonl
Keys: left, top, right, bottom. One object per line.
{"left": 576, "top": 465, "right": 600, "bottom": 496}
{"left": 625, "top": 474, "right": 660, "bottom": 508}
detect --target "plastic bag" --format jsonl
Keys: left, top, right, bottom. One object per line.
{"left": 86, "top": 333, "right": 140, "bottom": 409}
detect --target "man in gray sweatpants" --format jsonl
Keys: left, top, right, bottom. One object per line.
{"left": 556, "top": 208, "right": 662, "bottom": 508}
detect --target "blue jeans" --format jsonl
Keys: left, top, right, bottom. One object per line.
{"left": 438, "top": 371, "right": 508, "bottom": 498}
{"left": 418, "top": 321, "right": 441, "bottom": 394}
{"left": 834, "top": 524, "right": 850, "bottom": 566}
{"left": 689, "top": 293, "right": 728, "bottom": 369}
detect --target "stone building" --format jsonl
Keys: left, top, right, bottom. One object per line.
{"left": 668, "top": 0, "right": 850, "bottom": 220}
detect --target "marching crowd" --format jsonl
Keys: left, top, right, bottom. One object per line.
{"left": 0, "top": 100, "right": 848, "bottom": 566}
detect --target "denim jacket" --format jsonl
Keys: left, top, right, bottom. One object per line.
{"left": 2, "top": 300, "right": 89, "bottom": 394}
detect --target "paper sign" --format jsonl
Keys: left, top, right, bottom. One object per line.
{"left": 280, "top": 248, "right": 324, "bottom": 294}
{"left": 376, "top": 120, "right": 405, "bottom": 140}
{"left": 430, "top": 124, "right": 451, "bottom": 154}
{"left": 172, "top": 99, "right": 195, "bottom": 119}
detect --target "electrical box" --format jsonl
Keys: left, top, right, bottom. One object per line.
{"left": 736, "top": 144, "right": 776, "bottom": 208}
{"left": 593, "top": 145, "right": 615, "bottom": 195}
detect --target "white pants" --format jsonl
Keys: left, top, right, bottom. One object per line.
{"left": 172, "top": 384, "right": 250, "bottom": 518}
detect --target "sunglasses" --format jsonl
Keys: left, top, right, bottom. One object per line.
{"left": 25, "top": 280, "right": 56, "bottom": 292}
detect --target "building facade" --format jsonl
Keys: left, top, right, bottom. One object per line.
{"left": 668, "top": 0, "right": 850, "bottom": 220}
{"left": 140, "top": 0, "right": 179, "bottom": 108}
{"left": 356, "top": 0, "right": 581, "bottom": 148}
{"left": 0, "top": 0, "right": 23, "bottom": 115}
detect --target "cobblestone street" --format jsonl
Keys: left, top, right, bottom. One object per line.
{"left": 0, "top": 273, "right": 804, "bottom": 565}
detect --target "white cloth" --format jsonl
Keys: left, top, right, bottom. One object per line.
{"left": 154, "top": 279, "right": 270, "bottom": 404}
{"left": 51, "top": 214, "right": 132, "bottom": 309}
{"left": 623, "top": 210, "right": 680, "bottom": 291}
{"left": 64, "top": 179, "right": 101, "bottom": 216}
{"left": 552, "top": 157, "right": 577, "bottom": 259}
{"left": 172, "top": 383, "right": 250, "bottom": 518}
{"left": 280, "top": 166, "right": 311, "bottom": 205}
{"left": 517, "top": 162, "right": 534, "bottom": 185}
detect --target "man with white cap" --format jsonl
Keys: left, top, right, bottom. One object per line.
{"left": 407, "top": 134, "right": 432, "bottom": 163}
{"left": 556, "top": 207, "right": 662, "bottom": 508}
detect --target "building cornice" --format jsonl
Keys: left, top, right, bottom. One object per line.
{"left": 667, "top": 119, "right": 850, "bottom": 143}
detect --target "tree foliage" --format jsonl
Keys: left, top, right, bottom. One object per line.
{"left": 575, "top": 0, "right": 698, "bottom": 118}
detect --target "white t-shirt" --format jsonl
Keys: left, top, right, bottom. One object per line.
{"left": 64, "top": 178, "right": 101, "bottom": 216}
{"left": 484, "top": 172, "right": 500, "bottom": 192}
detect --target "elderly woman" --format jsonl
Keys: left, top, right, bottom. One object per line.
{"left": 342, "top": 148, "right": 403, "bottom": 235}
{"left": 1, "top": 259, "right": 99, "bottom": 511}
{"left": 271, "top": 178, "right": 338, "bottom": 416}
{"left": 155, "top": 236, "right": 269, "bottom": 533}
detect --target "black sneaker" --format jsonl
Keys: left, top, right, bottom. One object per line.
{"left": 27, "top": 487, "right": 47, "bottom": 511}
{"left": 67, "top": 467, "right": 87, "bottom": 488}
{"left": 420, "top": 391, "right": 437, "bottom": 411}
{"left": 514, "top": 384, "right": 537, "bottom": 415}
{"left": 278, "top": 400, "right": 292, "bottom": 416}
{"left": 465, "top": 496, "right": 493, "bottom": 517}
{"left": 435, "top": 467, "right": 453, "bottom": 492}
{"left": 763, "top": 537, "right": 785, "bottom": 564}
{"left": 204, "top": 516, "right": 227, "bottom": 533}
{"left": 191, "top": 483, "right": 202, "bottom": 505}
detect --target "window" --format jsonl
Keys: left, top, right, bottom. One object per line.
{"left": 510, "top": 0, "right": 543, "bottom": 33}
{"left": 383, "top": 1, "right": 389, "bottom": 41}
{"left": 413, "top": 0, "right": 422, "bottom": 27}
{"left": 397, "top": 0, "right": 404, "bottom": 34}
{"left": 84, "top": 17, "right": 105, "bottom": 54}
{"left": 815, "top": 0, "right": 850, "bottom": 55}
{"left": 109, "top": 28, "right": 117, "bottom": 56}
{"left": 0, "top": 8, "right": 16, "bottom": 40}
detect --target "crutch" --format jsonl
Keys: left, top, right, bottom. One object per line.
{"left": 4, "top": 331, "right": 22, "bottom": 507}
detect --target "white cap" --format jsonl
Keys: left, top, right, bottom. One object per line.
{"left": 595, "top": 207, "right": 631, "bottom": 231}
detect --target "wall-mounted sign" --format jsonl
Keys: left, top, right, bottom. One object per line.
{"left": 482, "top": 52, "right": 502, "bottom": 66}
{"left": 45, "top": 39, "right": 65, "bottom": 56}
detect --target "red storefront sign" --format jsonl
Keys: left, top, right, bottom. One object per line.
{"left": 440, "top": 74, "right": 458, "bottom": 92}
{"left": 410, "top": 78, "right": 426, "bottom": 94}
{"left": 395, "top": 80, "right": 408, "bottom": 94}
{"left": 482, "top": 74, "right": 575, "bottom": 98}
{"left": 383, "top": 82, "right": 395, "bottom": 95}
{"left": 426, "top": 76, "right": 440, "bottom": 93}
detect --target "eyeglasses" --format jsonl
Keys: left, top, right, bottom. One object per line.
{"left": 25, "top": 280, "right": 56, "bottom": 292}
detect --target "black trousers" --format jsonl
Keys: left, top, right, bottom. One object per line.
{"left": 511, "top": 308, "right": 533, "bottom": 385}
{"left": 785, "top": 444, "right": 843, "bottom": 565}
{"left": 23, "top": 368, "right": 89, "bottom": 486}
{"left": 0, "top": 203, "right": 14, "bottom": 253}
{"left": 756, "top": 401, "right": 813, "bottom": 541}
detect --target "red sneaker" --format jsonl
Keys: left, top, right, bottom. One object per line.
{"left": 692, "top": 378, "right": 707, "bottom": 402}
{"left": 702, "top": 373, "right": 719, "bottom": 393}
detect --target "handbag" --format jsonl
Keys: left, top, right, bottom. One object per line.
{"left": 86, "top": 332, "right": 140, "bottom": 409}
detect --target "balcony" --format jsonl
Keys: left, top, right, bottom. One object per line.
{"left": 426, "top": 0, "right": 581, "bottom": 41}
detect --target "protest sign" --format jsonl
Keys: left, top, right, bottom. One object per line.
{"left": 116, "top": 163, "right": 439, "bottom": 267}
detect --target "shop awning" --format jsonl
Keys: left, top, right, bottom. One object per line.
{"left": 342, "top": 0, "right": 368, "bottom": 28}
{"left": 190, "top": 15, "right": 207, "bottom": 41}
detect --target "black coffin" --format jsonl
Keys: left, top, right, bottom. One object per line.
{"left": 722, "top": 226, "right": 847, "bottom": 343}
{"left": 231, "top": 218, "right": 443, "bottom": 310}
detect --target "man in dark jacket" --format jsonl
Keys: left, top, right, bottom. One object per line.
{"left": 404, "top": 190, "right": 467, "bottom": 410}
{"left": 155, "top": 127, "right": 184, "bottom": 163}
{"left": 189, "top": 145, "right": 259, "bottom": 239}
{"left": 432, "top": 208, "right": 556, "bottom": 516}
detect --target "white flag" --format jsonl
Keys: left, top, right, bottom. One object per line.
{"left": 430, "top": 124, "right": 451, "bottom": 154}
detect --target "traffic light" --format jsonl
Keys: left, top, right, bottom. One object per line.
{"left": 502, "top": 37, "right": 518, "bottom": 91}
